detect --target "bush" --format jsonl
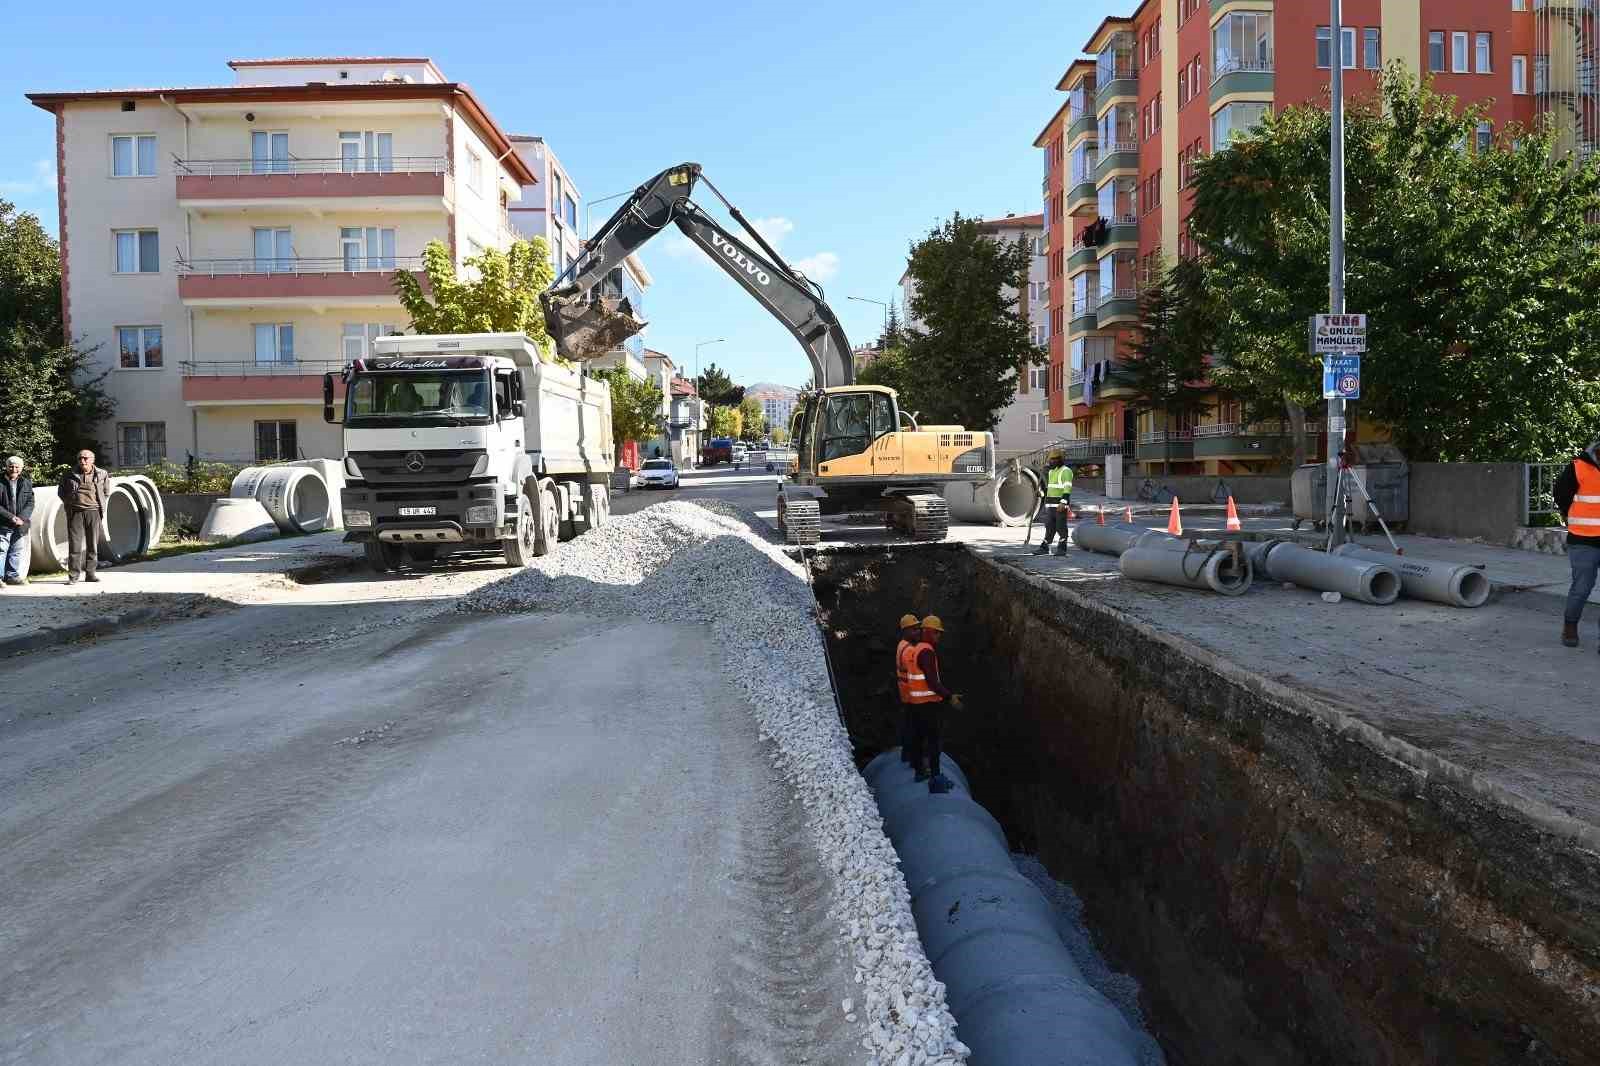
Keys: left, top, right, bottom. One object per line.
{"left": 117, "top": 459, "right": 245, "bottom": 494}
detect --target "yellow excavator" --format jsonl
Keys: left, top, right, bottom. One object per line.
{"left": 540, "top": 163, "right": 995, "bottom": 544}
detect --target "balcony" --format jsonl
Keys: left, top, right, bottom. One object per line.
{"left": 1193, "top": 420, "right": 1320, "bottom": 460}
{"left": 1100, "top": 214, "right": 1140, "bottom": 248}
{"left": 1068, "top": 367, "right": 1085, "bottom": 403}
{"left": 175, "top": 157, "right": 450, "bottom": 213}
{"left": 1210, "top": 58, "right": 1275, "bottom": 106}
{"left": 180, "top": 358, "right": 347, "bottom": 406}
{"left": 1062, "top": 438, "right": 1126, "bottom": 463}
{"left": 1136, "top": 429, "right": 1195, "bottom": 462}
{"left": 177, "top": 257, "right": 425, "bottom": 307}
{"left": 1068, "top": 241, "right": 1098, "bottom": 273}
{"left": 1067, "top": 178, "right": 1098, "bottom": 216}
{"left": 1094, "top": 142, "right": 1139, "bottom": 183}
{"left": 1096, "top": 287, "right": 1140, "bottom": 326}
{"left": 1068, "top": 108, "right": 1098, "bottom": 142}
{"left": 1069, "top": 295, "right": 1098, "bottom": 332}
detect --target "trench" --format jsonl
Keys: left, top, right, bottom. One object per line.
{"left": 808, "top": 543, "right": 1600, "bottom": 1066}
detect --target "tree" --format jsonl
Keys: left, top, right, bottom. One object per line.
{"left": 590, "top": 367, "right": 663, "bottom": 457}
{"left": 709, "top": 405, "right": 741, "bottom": 438}
{"left": 898, "top": 213, "right": 1045, "bottom": 431}
{"left": 737, "top": 396, "right": 767, "bottom": 442}
{"left": 0, "top": 200, "right": 115, "bottom": 468}
{"left": 394, "top": 238, "right": 558, "bottom": 358}
{"left": 770, "top": 426, "right": 789, "bottom": 445}
{"left": 1124, "top": 256, "right": 1214, "bottom": 467}
{"left": 695, "top": 362, "right": 745, "bottom": 438}
{"left": 1187, "top": 69, "right": 1600, "bottom": 462}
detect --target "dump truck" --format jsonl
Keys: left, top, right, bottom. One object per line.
{"left": 323, "top": 332, "right": 614, "bottom": 572}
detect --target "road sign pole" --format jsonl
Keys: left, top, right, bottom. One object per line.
{"left": 1326, "top": 0, "right": 1348, "bottom": 546}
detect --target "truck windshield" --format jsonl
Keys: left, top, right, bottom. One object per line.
{"left": 346, "top": 370, "right": 493, "bottom": 426}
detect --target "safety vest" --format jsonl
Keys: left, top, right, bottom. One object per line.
{"left": 1571, "top": 460, "right": 1600, "bottom": 533}
{"left": 897, "top": 641, "right": 940, "bottom": 704}
{"left": 1046, "top": 465, "right": 1074, "bottom": 500}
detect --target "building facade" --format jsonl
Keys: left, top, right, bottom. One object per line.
{"left": 669, "top": 377, "right": 704, "bottom": 467}
{"left": 27, "top": 57, "right": 536, "bottom": 467}
{"left": 1037, "top": 2, "right": 1555, "bottom": 476}
{"left": 508, "top": 135, "right": 582, "bottom": 281}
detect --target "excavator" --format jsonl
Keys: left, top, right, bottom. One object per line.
{"left": 540, "top": 163, "right": 996, "bottom": 544}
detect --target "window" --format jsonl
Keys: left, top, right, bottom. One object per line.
{"left": 342, "top": 322, "right": 401, "bottom": 359}
{"left": 1364, "top": 28, "right": 1381, "bottom": 69}
{"left": 250, "top": 131, "right": 289, "bottom": 174}
{"left": 1028, "top": 413, "right": 1045, "bottom": 434}
{"left": 1341, "top": 27, "right": 1357, "bottom": 68}
{"left": 1029, "top": 366, "right": 1049, "bottom": 392}
{"left": 1477, "top": 121, "right": 1493, "bottom": 151}
{"left": 114, "top": 229, "right": 158, "bottom": 273}
{"left": 564, "top": 193, "right": 577, "bottom": 228}
{"left": 1453, "top": 32, "right": 1469, "bottom": 73}
{"left": 340, "top": 227, "right": 396, "bottom": 270}
{"left": 1429, "top": 31, "right": 1446, "bottom": 73}
{"left": 1214, "top": 12, "right": 1272, "bottom": 76}
{"left": 1179, "top": 66, "right": 1189, "bottom": 105}
{"left": 254, "top": 421, "right": 299, "bottom": 463}
{"left": 118, "top": 422, "right": 166, "bottom": 467}
{"left": 1513, "top": 54, "right": 1528, "bottom": 94}
{"left": 1213, "top": 102, "right": 1269, "bottom": 146}
{"left": 117, "top": 326, "right": 162, "bottom": 369}
{"left": 1317, "top": 26, "right": 1332, "bottom": 69}
{"left": 111, "top": 134, "right": 156, "bottom": 177}
{"left": 1513, "top": 0, "right": 1526, "bottom": 9}
{"left": 253, "top": 323, "right": 293, "bottom": 366}
{"left": 466, "top": 147, "right": 484, "bottom": 196}
{"left": 339, "top": 130, "right": 393, "bottom": 173}
{"left": 253, "top": 227, "right": 292, "bottom": 273}
{"left": 552, "top": 172, "right": 564, "bottom": 213}
{"left": 1476, "top": 32, "right": 1492, "bottom": 73}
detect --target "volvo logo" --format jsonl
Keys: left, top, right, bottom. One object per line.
{"left": 403, "top": 451, "right": 426, "bottom": 473}
{"left": 710, "top": 233, "right": 771, "bottom": 286}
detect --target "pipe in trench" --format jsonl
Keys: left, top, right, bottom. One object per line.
{"left": 943, "top": 468, "right": 1041, "bottom": 527}
{"left": 864, "top": 751, "right": 1144, "bottom": 1066}
{"left": 1119, "top": 539, "right": 1253, "bottom": 596}
{"left": 1256, "top": 541, "right": 1401, "bottom": 605}
{"left": 1332, "top": 544, "right": 1491, "bottom": 608}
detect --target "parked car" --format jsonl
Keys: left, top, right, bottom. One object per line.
{"left": 732, "top": 444, "right": 750, "bottom": 468}
{"left": 638, "top": 458, "right": 680, "bottom": 489}
{"left": 701, "top": 437, "right": 734, "bottom": 466}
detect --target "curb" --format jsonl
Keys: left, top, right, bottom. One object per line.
{"left": 0, "top": 605, "right": 165, "bottom": 658}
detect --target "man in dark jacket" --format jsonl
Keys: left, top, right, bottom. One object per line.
{"left": 1555, "top": 438, "right": 1600, "bottom": 649}
{"left": 0, "top": 455, "right": 34, "bottom": 585}
{"left": 57, "top": 449, "right": 110, "bottom": 584}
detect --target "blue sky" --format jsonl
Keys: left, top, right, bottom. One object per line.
{"left": 0, "top": 0, "right": 1106, "bottom": 389}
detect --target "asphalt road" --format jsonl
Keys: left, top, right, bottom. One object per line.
{"left": 0, "top": 564, "right": 859, "bottom": 1063}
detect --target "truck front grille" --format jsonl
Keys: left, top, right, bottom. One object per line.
{"left": 350, "top": 449, "right": 485, "bottom": 484}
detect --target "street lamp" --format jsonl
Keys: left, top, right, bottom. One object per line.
{"left": 582, "top": 187, "right": 637, "bottom": 247}
{"left": 847, "top": 295, "right": 889, "bottom": 334}
{"left": 694, "top": 337, "right": 725, "bottom": 384}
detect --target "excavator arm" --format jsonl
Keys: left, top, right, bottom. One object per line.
{"left": 541, "top": 163, "right": 854, "bottom": 388}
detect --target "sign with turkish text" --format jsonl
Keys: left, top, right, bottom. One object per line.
{"left": 1322, "top": 354, "right": 1361, "bottom": 400}
{"left": 1311, "top": 313, "right": 1368, "bottom": 353}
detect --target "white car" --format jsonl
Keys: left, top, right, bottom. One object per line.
{"left": 638, "top": 458, "right": 680, "bottom": 489}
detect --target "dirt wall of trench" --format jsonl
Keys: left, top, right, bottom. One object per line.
{"left": 809, "top": 543, "right": 1600, "bottom": 1066}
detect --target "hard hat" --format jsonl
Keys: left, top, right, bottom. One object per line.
{"left": 921, "top": 614, "right": 944, "bottom": 633}
{"left": 1048, "top": 451, "right": 1064, "bottom": 464}
{"left": 898, "top": 613, "right": 920, "bottom": 629}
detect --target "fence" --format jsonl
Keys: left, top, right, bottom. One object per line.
{"left": 1526, "top": 462, "right": 1563, "bottom": 522}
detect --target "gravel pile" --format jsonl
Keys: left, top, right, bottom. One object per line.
{"left": 464, "top": 499, "right": 970, "bottom": 1065}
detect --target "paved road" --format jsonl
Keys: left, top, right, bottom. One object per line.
{"left": 0, "top": 570, "right": 859, "bottom": 1063}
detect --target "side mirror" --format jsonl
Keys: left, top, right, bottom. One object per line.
{"left": 322, "top": 373, "right": 339, "bottom": 424}
{"left": 511, "top": 400, "right": 525, "bottom": 417}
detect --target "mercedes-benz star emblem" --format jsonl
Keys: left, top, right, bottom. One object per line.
{"left": 403, "top": 451, "right": 426, "bottom": 473}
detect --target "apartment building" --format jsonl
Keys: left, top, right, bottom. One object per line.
{"left": 1036, "top": 1, "right": 1574, "bottom": 477}
{"left": 669, "top": 378, "right": 705, "bottom": 467}
{"left": 26, "top": 56, "right": 536, "bottom": 467}
{"left": 898, "top": 214, "right": 1057, "bottom": 462}
{"left": 509, "top": 135, "right": 583, "bottom": 281}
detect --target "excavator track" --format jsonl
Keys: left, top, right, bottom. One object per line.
{"left": 779, "top": 496, "right": 822, "bottom": 546}
{"left": 901, "top": 493, "right": 950, "bottom": 542}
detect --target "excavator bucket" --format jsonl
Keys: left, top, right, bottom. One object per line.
{"left": 541, "top": 292, "right": 648, "bottom": 362}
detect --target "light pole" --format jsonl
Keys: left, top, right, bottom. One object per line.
{"left": 1326, "top": 0, "right": 1348, "bottom": 546}
{"left": 583, "top": 187, "right": 636, "bottom": 248}
{"left": 847, "top": 295, "right": 889, "bottom": 335}
{"left": 694, "top": 337, "right": 725, "bottom": 385}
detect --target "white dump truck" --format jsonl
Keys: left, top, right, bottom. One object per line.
{"left": 323, "top": 331, "right": 614, "bottom": 572}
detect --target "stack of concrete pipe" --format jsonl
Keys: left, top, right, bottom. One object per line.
{"left": 27, "top": 474, "right": 165, "bottom": 571}
{"left": 864, "top": 751, "right": 1144, "bottom": 1066}
{"left": 228, "top": 464, "right": 334, "bottom": 535}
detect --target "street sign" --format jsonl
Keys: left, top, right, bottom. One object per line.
{"left": 1323, "top": 354, "right": 1361, "bottom": 400}
{"left": 1311, "top": 313, "right": 1367, "bottom": 353}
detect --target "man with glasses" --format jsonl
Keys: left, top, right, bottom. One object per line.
{"left": 57, "top": 449, "right": 110, "bottom": 584}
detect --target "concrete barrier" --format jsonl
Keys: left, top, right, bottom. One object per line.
{"left": 1408, "top": 463, "right": 1526, "bottom": 544}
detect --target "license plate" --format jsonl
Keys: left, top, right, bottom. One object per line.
{"left": 398, "top": 506, "right": 436, "bottom": 517}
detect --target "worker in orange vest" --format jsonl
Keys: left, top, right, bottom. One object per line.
{"left": 894, "top": 612, "right": 922, "bottom": 763}
{"left": 1556, "top": 437, "right": 1600, "bottom": 649}
{"left": 901, "top": 615, "right": 963, "bottom": 794}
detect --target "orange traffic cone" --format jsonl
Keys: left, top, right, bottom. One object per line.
{"left": 1124, "top": 506, "right": 1134, "bottom": 524}
{"left": 1225, "top": 496, "right": 1242, "bottom": 532}
{"left": 1166, "top": 497, "right": 1183, "bottom": 536}
{"left": 1097, "top": 507, "right": 1106, "bottom": 526}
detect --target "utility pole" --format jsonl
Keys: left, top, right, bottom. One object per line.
{"left": 1326, "top": 0, "right": 1348, "bottom": 546}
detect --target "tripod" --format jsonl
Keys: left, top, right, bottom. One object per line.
{"left": 1324, "top": 450, "right": 1402, "bottom": 554}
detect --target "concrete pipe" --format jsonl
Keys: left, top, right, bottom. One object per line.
{"left": 230, "top": 465, "right": 330, "bottom": 534}
{"left": 1072, "top": 521, "right": 1178, "bottom": 557}
{"left": 125, "top": 473, "right": 165, "bottom": 546}
{"left": 1333, "top": 544, "right": 1491, "bottom": 608}
{"left": 116, "top": 477, "right": 158, "bottom": 555}
{"left": 286, "top": 459, "right": 345, "bottom": 529}
{"left": 199, "top": 497, "right": 279, "bottom": 545}
{"left": 1119, "top": 540, "right": 1254, "bottom": 596}
{"left": 1258, "top": 541, "right": 1400, "bottom": 605}
{"left": 29, "top": 494, "right": 68, "bottom": 572}
{"left": 98, "top": 482, "right": 147, "bottom": 564}
{"left": 943, "top": 467, "right": 1041, "bottom": 527}
{"left": 862, "top": 752, "right": 1144, "bottom": 1066}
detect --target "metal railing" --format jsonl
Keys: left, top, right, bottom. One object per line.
{"left": 1101, "top": 140, "right": 1139, "bottom": 156}
{"left": 1193, "top": 420, "right": 1322, "bottom": 437}
{"left": 1105, "top": 213, "right": 1138, "bottom": 228}
{"left": 176, "top": 256, "right": 423, "bottom": 275}
{"left": 1099, "top": 286, "right": 1139, "bottom": 304}
{"left": 1069, "top": 367, "right": 1086, "bottom": 385}
{"left": 1071, "top": 294, "right": 1100, "bottom": 315}
{"left": 1212, "top": 57, "right": 1274, "bottom": 82}
{"left": 174, "top": 156, "right": 449, "bottom": 177}
{"left": 1526, "top": 461, "right": 1563, "bottom": 520}
{"left": 1137, "top": 429, "right": 1195, "bottom": 444}
{"left": 180, "top": 358, "right": 347, "bottom": 376}
{"left": 1063, "top": 438, "right": 1127, "bottom": 456}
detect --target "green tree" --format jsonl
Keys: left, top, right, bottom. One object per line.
{"left": 899, "top": 213, "right": 1045, "bottom": 430}
{"left": 1124, "top": 256, "right": 1214, "bottom": 467}
{"left": 695, "top": 362, "right": 745, "bottom": 438}
{"left": 709, "top": 405, "right": 741, "bottom": 438}
{"left": 737, "top": 396, "right": 767, "bottom": 442}
{"left": 590, "top": 367, "right": 663, "bottom": 457}
{"left": 1187, "top": 69, "right": 1600, "bottom": 462}
{"left": 0, "top": 200, "right": 115, "bottom": 467}
{"left": 394, "top": 238, "right": 558, "bottom": 358}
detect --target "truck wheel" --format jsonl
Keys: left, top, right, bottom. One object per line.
{"left": 533, "top": 485, "right": 559, "bottom": 557}
{"left": 364, "top": 538, "right": 405, "bottom": 574}
{"left": 503, "top": 493, "right": 536, "bottom": 567}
